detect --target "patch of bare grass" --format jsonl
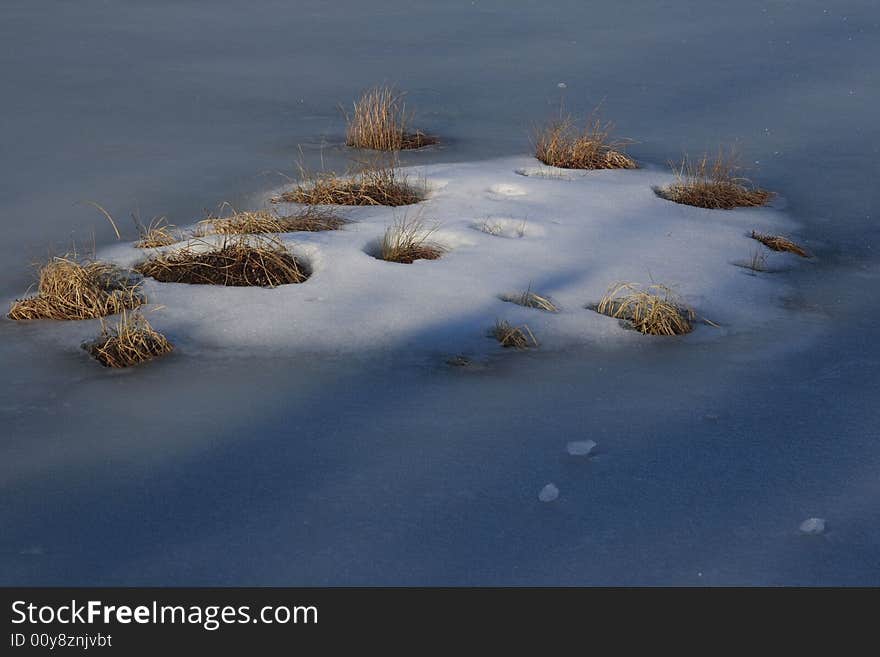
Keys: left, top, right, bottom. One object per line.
{"left": 345, "top": 85, "right": 438, "bottom": 150}
{"left": 740, "top": 249, "right": 769, "bottom": 273}
{"left": 534, "top": 112, "right": 637, "bottom": 170}
{"left": 378, "top": 215, "right": 445, "bottom": 264}
{"left": 200, "top": 207, "right": 349, "bottom": 235}
{"left": 490, "top": 320, "right": 538, "bottom": 349}
{"left": 750, "top": 230, "right": 809, "bottom": 257}
{"left": 135, "top": 235, "right": 309, "bottom": 287}
{"left": 134, "top": 217, "right": 178, "bottom": 248}
{"left": 595, "top": 282, "right": 696, "bottom": 336}
{"left": 84, "top": 311, "right": 173, "bottom": 368}
{"left": 500, "top": 286, "right": 558, "bottom": 312}
{"left": 274, "top": 158, "right": 425, "bottom": 207}
{"left": 8, "top": 256, "right": 144, "bottom": 321}
{"left": 656, "top": 148, "right": 772, "bottom": 209}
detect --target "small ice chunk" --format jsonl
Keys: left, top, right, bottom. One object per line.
{"left": 799, "top": 517, "right": 826, "bottom": 535}
{"left": 538, "top": 483, "right": 559, "bottom": 502}
{"left": 566, "top": 440, "right": 597, "bottom": 457}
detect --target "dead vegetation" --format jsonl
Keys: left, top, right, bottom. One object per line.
{"left": 741, "top": 249, "right": 769, "bottom": 273}
{"left": 750, "top": 230, "right": 809, "bottom": 257}
{"left": 656, "top": 148, "right": 772, "bottom": 209}
{"left": 135, "top": 235, "right": 309, "bottom": 287}
{"left": 500, "top": 286, "right": 558, "bottom": 312}
{"left": 274, "top": 158, "right": 426, "bottom": 207}
{"left": 8, "top": 256, "right": 144, "bottom": 321}
{"left": 491, "top": 320, "right": 538, "bottom": 349}
{"left": 534, "top": 112, "right": 637, "bottom": 170}
{"left": 84, "top": 311, "right": 173, "bottom": 368}
{"left": 378, "top": 215, "right": 445, "bottom": 263}
{"left": 199, "top": 206, "right": 349, "bottom": 235}
{"left": 345, "top": 85, "right": 438, "bottom": 150}
{"left": 134, "top": 217, "right": 178, "bottom": 248}
{"left": 595, "top": 282, "right": 696, "bottom": 336}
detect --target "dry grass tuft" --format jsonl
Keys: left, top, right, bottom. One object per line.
{"left": 275, "top": 159, "right": 425, "bottom": 207}
{"left": 534, "top": 113, "right": 637, "bottom": 170}
{"left": 200, "top": 207, "right": 349, "bottom": 235}
{"left": 135, "top": 217, "right": 178, "bottom": 248}
{"left": 596, "top": 282, "right": 696, "bottom": 336}
{"left": 742, "top": 249, "right": 768, "bottom": 273}
{"left": 501, "top": 286, "right": 558, "bottom": 312}
{"left": 491, "top": 320, "right": 538, "bottom": 349}
{"left": 84, "top": 311, "right": 173, "bottom": 368}
{"left": 135, "top": 235, "right": 309, "bottom": 287}
{"left": 345, "top": 85, "right": 438, "bottom": 151}
{"left": 378, "top": 215, "right": 445, "bottom": 263}
{"left": 750, "top": 230, "right": 809, "bottom": 257}
{"left": 8, "top": 256, "right": 144, "bottom": 321}
{"left": 656, "top": 148, "right": 773, "bottom": 209}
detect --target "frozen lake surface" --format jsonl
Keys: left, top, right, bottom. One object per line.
{"left": 1, "top": 0, "right": 879, "bottom": 585}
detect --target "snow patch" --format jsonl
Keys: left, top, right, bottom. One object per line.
{"left": 799, "top": 517, "right": 826, "bottom": 535}
{"left": 566, "top": 440, "right": 597, "bottom": 457}
{"left": 515, "top": 166, "right": 574, "bottom": 181}
{"left": 538, "top": 484, "right": 560, "bottom": 502}
{"left": 471, "top": 217, "right": 542, "bottom": 239}
{"left": 487, "top": 183, "right": 527, "bottom": 198}
{"left": 80, "top": 156, "right": 803, "bottom": 356}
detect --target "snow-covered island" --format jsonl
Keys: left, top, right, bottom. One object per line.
{"left": 90, "top": 156, "right": 807, "bottom": 360}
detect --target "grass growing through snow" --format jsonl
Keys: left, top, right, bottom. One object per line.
{"left": 742, "top": 249, "right": 768, "bottom": 273}
{"left": 656, "top": 148, "right": 772, "bottom": 209}
{"left": 500, "top": 286, "right": 558, "bottom": 312}
{"left": 534, "top": 112, "right": 637, "bottom": 170}
{"left": 491, "top": 320, "right": 538, "bottom": 349}
{"left": 750, "top": 230, "right": 809, "bottom": 257}
{"left": 136, "top": 235, "right": 309, "bottom": 287}
{"left": 8, "top": 256, "right": 144, "bottom": 321}
{"left": 135, "top": 217, "right": 178, "bottom": 248}
{"left": 84, "top": 311, "right": 173, "bottom": 368}
{"left": 275, "top": 158, "right": 426, "bottom": 207}
{"left": 378, "top": 215, "right": 445, "bottom": 263}
{"left": 596, "top": 282, "right": 696, "bottom": 336}
{"left": 345, "top": 85, "right": 438, "bottom": 151}
{"left": 199, "top": 207, "right": 349, "bottom": 235}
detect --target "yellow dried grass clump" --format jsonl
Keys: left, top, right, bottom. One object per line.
{"left": 136, "top": 235, "right": 309, "bottom": 287}
{"left": 596, "top": 282, "right": 695, "bottom": 336}
{"left": 346, "top": 85, "right": 438, "bottom": 151}
{"left": 750, "top": 231, "right": 809, "bottom": 258}
{"left": 657, "top": 148, "right": 772, "bottom": 209}
{"left": 8, "top": 256, "right": 144, "bottom": 321}
{"left": 500, "top": 287, "right": 558, "bottom": 312}
{"left": 135, "top": 217, "right": 178, "bottom": 248}
{"left": 276, "top": 160, "right": 425, "bottom": 207}
{"left": 534, "top": 114, "right": 637, "bottom": 170}
{"left": 491, "top": 320, "right": 538, "bottom": 349}
{"left": 84, "top": 311, "right": 173, "bottom": 368}
{"left": 379, "top": 215, "right": 445, "bottom": 263}
{"left": 199, "top": 207, "right": 349, "bottom": 235}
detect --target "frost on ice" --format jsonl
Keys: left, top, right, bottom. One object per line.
{"left": 566, "top": 440, "right": 597, "bottom": 457}
{"left": 799, "top": 517, "right": 826, "bottom": 535}
{"left": 538, "top": 483, "right": 560, "bottom": 503}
